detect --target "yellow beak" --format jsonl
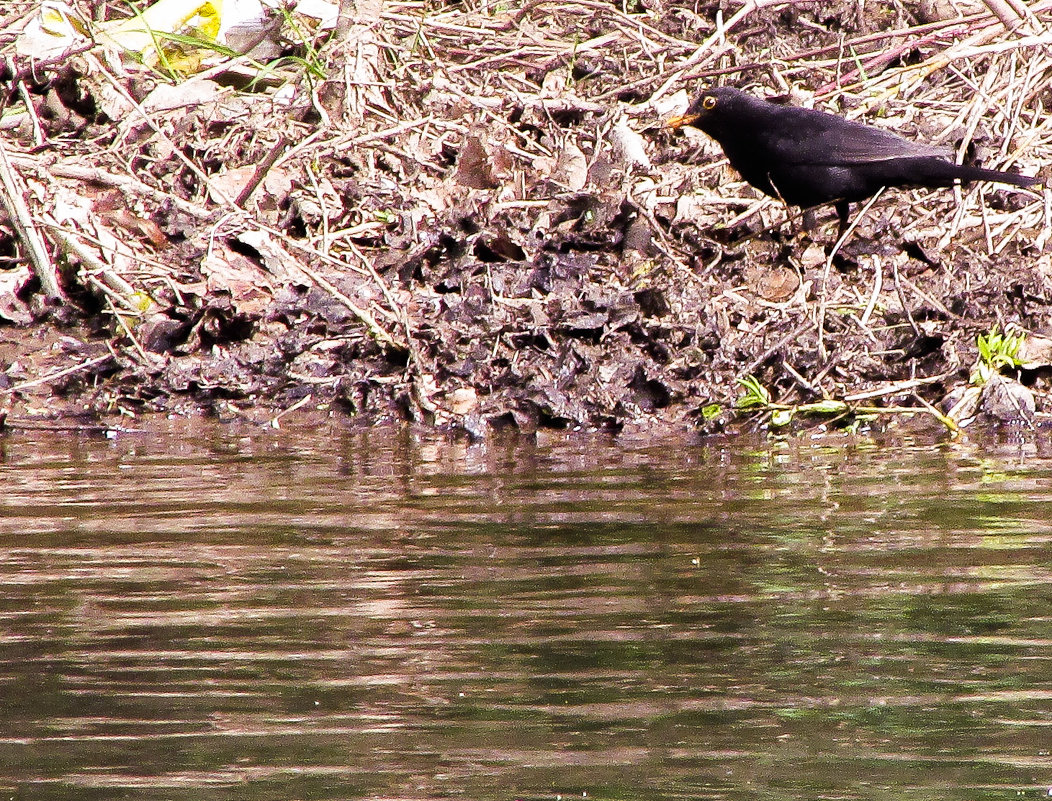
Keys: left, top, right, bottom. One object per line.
{"left": 666, "top": 112, "right": 700, "bottom": 130}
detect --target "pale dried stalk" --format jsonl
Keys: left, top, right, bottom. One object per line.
{"left": 0, "top": 140, "right": 63, "bottom": 300}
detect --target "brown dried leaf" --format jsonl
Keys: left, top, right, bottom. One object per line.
{"left": 201, "top": 243, "right": 274, "bottom": 317}
{"left": 551, "top": 142, "right": 588, "bottom": 191}
{"left": 455, "top": 135, "right": 500, "bottom": 189}
{"left": 747, "top": 265, "right": 800, "bottom": 303}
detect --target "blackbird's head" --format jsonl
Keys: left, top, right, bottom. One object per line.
{"left": 666, "top": 87, "right": 756, "bottom": 138}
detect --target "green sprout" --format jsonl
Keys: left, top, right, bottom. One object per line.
{"left": 972, "top": 327, "right": 1025, "bottom": 385}
{"left": 699, "top": 403, "right": 722, "bottom": 421}
{"left": 735, "top": 375, "right": 771, "bottom": 409}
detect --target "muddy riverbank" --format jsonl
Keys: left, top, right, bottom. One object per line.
{"left": 1, "top": 0, "right": 1049, "bottom": 437}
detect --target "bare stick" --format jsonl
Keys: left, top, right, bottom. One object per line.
{"left": 0, "top": 139, "right": 63, "bottom": 300}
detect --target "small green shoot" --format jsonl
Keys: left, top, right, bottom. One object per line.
{"left": 733, "top": 375, "right": 954, "bottom": 433}
{"left": 275, "top": 5, "right": 326, "bottom": 80}
{"left": 972, "top": 327, "right": 1025, "bottom": 385}
{"left": 849, "top": 45, "right": 868, "bottom": 85}
{"left": 700, "top": 403, "right": 722, "bottom": 421}
{"left": 566, "top": 36, "right": 580, "bottom": 87}
{"left": 736, "top": 375, "right": 771, "bottom": 409}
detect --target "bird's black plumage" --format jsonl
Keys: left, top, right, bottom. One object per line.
{"left": 668, "top": 87, "right": 1038, "bottom": 232}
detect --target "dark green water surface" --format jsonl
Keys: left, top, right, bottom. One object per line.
{"left": 0, "top": 420, "right": 1049, "bottom": 801}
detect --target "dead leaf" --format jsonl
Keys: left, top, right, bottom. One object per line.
{"left": 610, "top": 119, "right": 651, "bottom": 169}
{"left": 93, "top": 191, "right": 168, "bottom": 248}
{"left": 0, "top": 264, "right": 34, "bottom": 325}
{"left": 747, "top": 265, "right": 800, "bottom": 303}
{"left": 1017, "top": 334, "right": 1052, "bottom": 369}
{"left": 799, "top": 242, "right": 826, "bottom": 269}
{"left": 234, "top": 230, "right": 308, "bottom": 284}
{"left": 201, "top": 242, "right": 274, "bottom": 317}
{"left": 447, "top": 386, "right": 478, "bottom": 415}
{"left": 456, "top": 135, "right": 500, "bottom": 189}
{"left": 551, "top": 141, "right": 588, "bottom": 191}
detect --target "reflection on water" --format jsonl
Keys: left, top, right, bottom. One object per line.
{"left": 0, "top": 421, "right": 1049, "bottom": 801}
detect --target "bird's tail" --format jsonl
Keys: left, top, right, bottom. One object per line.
{"left": 952, "top": 164, "right": 1040, "bottom": 188}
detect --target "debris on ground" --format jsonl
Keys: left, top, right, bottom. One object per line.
{"left": 0, "top": 0, "right": 1050, "bottom": 438}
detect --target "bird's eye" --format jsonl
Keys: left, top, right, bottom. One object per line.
{"left": 702, "top": 95, "right": 717, "bottom": 110}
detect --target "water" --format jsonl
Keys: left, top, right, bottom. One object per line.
{"left": 0, "top": 420, "right": 1049, "bottom": 801}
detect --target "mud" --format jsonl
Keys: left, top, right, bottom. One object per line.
{"left": 0, "top": 0, "right": 1049, "bottom": 438}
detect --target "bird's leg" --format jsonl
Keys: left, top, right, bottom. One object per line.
{"left": 835, "top": 200, "right": 851, "bottom": 242}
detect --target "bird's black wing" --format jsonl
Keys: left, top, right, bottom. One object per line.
{"left": 766, "top": 107, "right": 951, "bottom": 166}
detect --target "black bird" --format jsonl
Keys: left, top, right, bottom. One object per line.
{"left": 667, "top": 87, "right": 1038, "bottom": 235}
